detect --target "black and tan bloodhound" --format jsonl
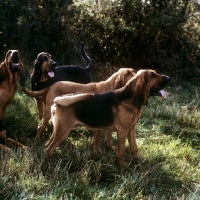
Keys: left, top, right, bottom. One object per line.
{"left": 45, "top": 69, "right": 169, "bottom": 166}
{"left": 30, "top": 42, "right": 93, "bottom": 119}
{"left": 22, "top": 68, "right": 136, "bottom": 152}
{"left": 0, "top": 50, "right": 27, "bottom": 151}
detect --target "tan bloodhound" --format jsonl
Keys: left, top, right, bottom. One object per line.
{"left": 0, "top": 50, "right": 27, "bottom": 151}
{"left": 46, "top": 69, "right": 169, "bottom": 166}
{"left": 22, "top": 68, "right": 136, "bottom": 152}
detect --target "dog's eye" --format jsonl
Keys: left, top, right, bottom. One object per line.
{"left": 43, "top": 55, "right": 49, "bottom": 61}
{"left": 150, "top": 73, "right": 157, "bottom": 78}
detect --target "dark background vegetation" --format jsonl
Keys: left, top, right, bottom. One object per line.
{"left": 0, "top": 0, "right": 200, "bottom": 83}
{"left": 0, "top": 1, "right": 200, "bottom": 199}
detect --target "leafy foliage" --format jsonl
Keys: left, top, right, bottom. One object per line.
{"left": 0, "top": 1, "right": 200, "bottom": 199}
{"left": 0, "top": 0, "right": 200, "bottom": 81}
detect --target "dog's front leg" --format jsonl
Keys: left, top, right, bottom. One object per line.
{"left": 127, "top": 124, "right": 139, "bottom": 159}
{"left": 34, "top": 97, "right": 44, "bottom": 120}
{"left": 6, "top": 138, "right": 28, "bottom": 150}
{"left": 116, "top": 130, "right": 128, "bottom": 166}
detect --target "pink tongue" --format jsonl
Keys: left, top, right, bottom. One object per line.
{"left": 159, "top": 90, "right": 166, "bottom": 99}
{"left": 48, "top": 72, "right": 54, "bottom": 77}
{"left": 12, "top": 63, "right": 19, "bottom": 67}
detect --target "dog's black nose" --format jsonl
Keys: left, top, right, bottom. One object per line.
{"left": 165, "top": 76, "right": 170, "bottom": 83}
{"left": 11, "top": 50, "right": 19, "bottom": 62}
{"left": 160, "top": 75, "right": 170, "bottom": 88}
{"left": 52, "top": 61, "right": 57, "bottom": 68}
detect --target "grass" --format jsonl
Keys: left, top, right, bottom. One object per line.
{"left": 0, "top": 81, "right": 200, "bottom": 200}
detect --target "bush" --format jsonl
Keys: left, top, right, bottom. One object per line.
{"left": 0, "top": 0, "right": 200, "bottom": 81}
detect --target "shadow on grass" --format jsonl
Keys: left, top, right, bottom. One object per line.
{"left": 35, "top": 139, "right": 185, "bottom": 199}
{"left": 127, "top": 157, "right": 184, "bottom": 198}
{"left": 1, "top": 128, "right": 195, "bottom": 199}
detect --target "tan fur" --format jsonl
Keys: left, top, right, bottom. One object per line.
{"left": 45, "top": 70, "right": 169, "bottom": 166}
{"left": 0, "top": 51, "right": 24, "bottom": 117}
{"left": 0, "top": 50, "right": 27, "bottom": 151}
{"left": 22, "top": 68, "right": 136, "bottom": 152}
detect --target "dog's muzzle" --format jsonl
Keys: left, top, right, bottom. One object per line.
{"left": 45, "top": 60, "right": 56, "bottom": 78}
{"left": 9, "top": 50, "right": 20, "bottom": 72}
{"left": 10, "top": 63, "right": 20, "bottom": 72}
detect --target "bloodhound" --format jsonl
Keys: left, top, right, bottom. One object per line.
{"left": 46, "top": 69, "right": 169, "bottom": 166}
{"left": 22, "top": 68, "right": 136, "bottom": 152}
{"left": 30, "top": 42, "right": 93, "bottom": 119}
{"left": 0, "top": 50, "right": 27, "bottom": 151}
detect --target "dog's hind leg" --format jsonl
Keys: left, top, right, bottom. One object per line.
{"left": 36, "top": 119, "right": 47, "bottom": 139}
{"left": 92, "top": 131, "right": 115, "bottom": 154}
{"left": 45, "top": 123, "right": 73, "bottom": 157}
{"left": 105, "top": 131, "right": 116, "bottom": 151}
{"left": 45, "top": 129, "right": 54, "bottom": 148}
{"left": 45, "top": 106, "right": 75, "bottom": 157}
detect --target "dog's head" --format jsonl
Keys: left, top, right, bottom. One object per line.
{"left": 0, "top": 50, "right": 25, "bottom": 86}
{"left": 32, "top": 52, "right": 57, "bottom": 83}
{"left": 133, "top": 69, "right": 170, "bottom": 108}
{"left": 111, "top": 68, "right": 136, "bottom": 89}
{"left": 5, "top": 50, "right": 23, "bottom": 73}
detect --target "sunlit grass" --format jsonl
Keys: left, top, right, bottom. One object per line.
{"left": 0, "top": 81, "right": 200, "bottom": 199}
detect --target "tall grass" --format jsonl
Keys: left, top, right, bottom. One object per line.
{"left": 0, "top": 82, "right": 199, "bottom": 199}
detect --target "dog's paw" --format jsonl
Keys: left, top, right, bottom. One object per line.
{"left": 22, "top": 145, "right": 29, "bottom": 150}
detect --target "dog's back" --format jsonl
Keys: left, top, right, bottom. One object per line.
{"left": 54, "top": 65, "right": 91, "bottom": 83}
{"left": 70, "top": 87, "right": 132, "bottom": 127}
{"left": 73, "top": 92, "right": 115, "bottom": 127}
{"left": 31, "top": 42, "right": 93, "bottom": 91}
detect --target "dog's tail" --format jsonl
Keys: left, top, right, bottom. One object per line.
{"left": 81, "top": 42, "right": 93, "bottom": 73}
{"left": 54, "top": 93, "right": 94, "bottom": 106}
{"left": 21, "top": 87, "right": 49, "bottom": 97}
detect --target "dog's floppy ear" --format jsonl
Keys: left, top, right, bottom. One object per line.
{"left": 114, "top": 74, "right": 122, "bottom": 89}
{"left": 114, "top": 68, "right": 136, "bottom": 89}
{"left": 121, "top": 69, "right": 135, "bottom": 86}
{"left": 0, "top": 51, "right": 13, "bottom": 83}
{"left": 32, "top": 58, "right": 42, "bottom": 85}
{"left": 0, "top": 62, "right": 6, "bottom": 81}
{"left": 134, "top": 70, "right": 150, "bottom": 108}
{"left": 114, "top": 68, "right": 135, "bottom": 90}
{"left": 5, "top": 50, "right": 12, "bottom": 63}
